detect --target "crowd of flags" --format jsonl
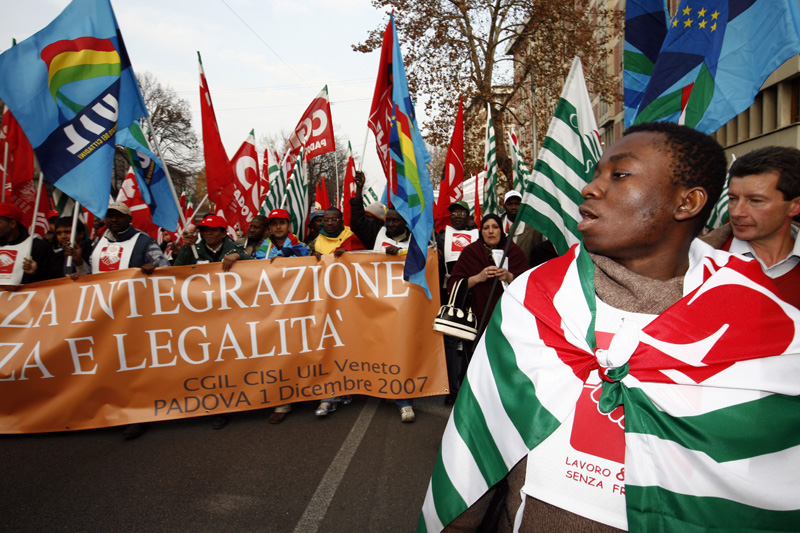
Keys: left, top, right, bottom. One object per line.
{"left": 2, "top": 0, "right": 800, "bottom": 294}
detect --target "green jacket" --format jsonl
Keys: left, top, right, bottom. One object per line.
{"left": 174, "top": 237, "right": 252, "bottom": 265}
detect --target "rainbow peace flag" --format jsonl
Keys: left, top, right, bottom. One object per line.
{"left": 0, "top": 0, "right": 156, "bottom": 220}
{"left": 387, "top": 14, "right": 435, "bottom": 298}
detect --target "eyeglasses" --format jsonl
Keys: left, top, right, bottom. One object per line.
{"left": 323, "top": 217, "right": 341, "bottom": 222}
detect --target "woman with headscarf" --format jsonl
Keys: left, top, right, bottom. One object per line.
{"left": 446, "top": 213, "right": 531, "bottom": 334}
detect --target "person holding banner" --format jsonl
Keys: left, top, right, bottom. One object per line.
{"left": 254, "top": 209, "right": 312, "bottom": 260}
{"left": 237, "top": 214, "right": 268, "bottom": 257}
{"left": 0, "top": 202, "right": 57, "bottom": 286}
{"left": 90, "top": 202, "right": 170, "bottom": 276}
{"left": 174, "top": 214, "right": 251, "bottom": 272}
{"left": 309, "top": 208, "right": 365, "bottom": 257}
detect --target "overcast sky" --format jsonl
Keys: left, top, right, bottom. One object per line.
{"left": 0, "top": 0, "right": 395, "bottom": 193}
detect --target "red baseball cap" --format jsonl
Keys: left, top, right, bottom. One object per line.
{"left": 0, "top": 202, "right": 24, "bottom": 223}
{"left": 47, "top": 210, "right": 60, "bottom": 220}
{"left": 197, "top": 215, "right": 227, "bottom": 229}
{"left": 267, "top": 209, "right": 290, "bottom": 221}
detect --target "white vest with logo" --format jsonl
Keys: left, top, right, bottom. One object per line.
{"left": 372, "top": 227, "right": 410, "bottom": 252}
{"left": 91, "top": 233, "right": 143, "bottom": 272}
{"left": 443, "top": 226, "right": 479, "bottom": 265}
{"left": 0, "top": 236, "right": 32, "bottom": 285}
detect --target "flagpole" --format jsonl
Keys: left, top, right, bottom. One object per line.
{"left": 143, "top": 116, "right": 198, "bottom": 259}
{"left": 358, "top": 128, "right": 370, "bottom": 172}
{"left": 333, "top": 149, "right": 340, "bottom": 209}
{"left": 66, "top": 201, "right": 81, "bottom": 269}
{"left": 24, "top": 172, "right": 45, "bottom": 264}
{"left": 1, "top": 142, "right": 8, "bottom": 203}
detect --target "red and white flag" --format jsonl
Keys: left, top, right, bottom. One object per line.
{"left": 230, "top": 130, "right": 260, "bottom": 231}
{"left": 433, "top": 98, "right": 464, "bottom": 233}
{"left": 116, "top": 166, "right": 159, "bottom": 239}
{"left": 367, "top": 19, "right": 394, "bottom": 183}
{"left": 284, "top": 86, "right": 336, "bottom": 163}
{"left": 0, "top": 106, "right": 35, "bottom": 226}
{"left": 341, "top": 141, "right": 357, "bottom": 226}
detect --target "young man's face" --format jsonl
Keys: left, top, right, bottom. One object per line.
{"left": 504, "top": 197, "right": 521, "bottom": 219}
{"left": 728, "top": 171, "right": 800, "bottom": 245}
{"left": 55, "top": 226, "right": 73, "bottom": 247}
{"left": 200, "top": 226, "right": 226, "bottom": 248}
{"left": 578, "top": 132, "right": 686, "bottom": 262}
{"left": 269, "top": 218, "right": 290, "bottom": 240}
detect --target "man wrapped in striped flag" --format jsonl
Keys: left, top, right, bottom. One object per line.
{"left": 420, "top": 122, "right": 800, "bottom": 532}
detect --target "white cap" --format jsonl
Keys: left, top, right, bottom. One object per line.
{"left": 504, "top": 190, "right": 522, "bottom": 203}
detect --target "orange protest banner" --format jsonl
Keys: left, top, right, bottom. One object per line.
{"left": 0, "top": 253, "right": 446, "bottom": 433}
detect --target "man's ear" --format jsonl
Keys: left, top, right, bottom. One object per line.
{"left": 788, "top": 196, "right": 800, "bottom": 218}
{"left": 674, "top": 187, "right": 708, "bottom": 222}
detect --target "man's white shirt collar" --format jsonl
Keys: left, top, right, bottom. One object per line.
{"left": 729, "top": 225, "right": 799, "bottom": 278}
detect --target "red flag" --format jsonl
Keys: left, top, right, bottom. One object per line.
{"left": 315, "top": 175, "right": 331, "bottom": 211}
{"left": 230, "top": 130, "right": 260, "bottom": 231}
{"left": 433, "top": 98, "right": 464, "bottom": 233}
{"left": 284, "top": 86, "right": 335, "bottom": 162}
{"left": 341, "top": 142, "right": 357, "bottom": 226}
{"left": 116, "top": 166, "right": 159, "bottom": 239}
{"left": 1, "top": 107, "right": 36, "bottom": 226}
{"left": 198, "top": 52, "right": 238, "bottom": 222}
{"left": 367, "top": 19, "right": 394, "bottom": 186}
{"left": 31, "top": 181, "right": 50, "bottom": 238}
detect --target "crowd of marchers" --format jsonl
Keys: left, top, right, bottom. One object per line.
{"left": 2, "top": 139, "right": 798, "bottom": 443}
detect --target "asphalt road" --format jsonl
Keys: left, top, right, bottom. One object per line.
{"left": 1, "top": 395, "right": 451, "bottom": 532}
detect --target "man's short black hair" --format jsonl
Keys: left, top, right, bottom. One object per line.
{"left": 624, "top": 122, "right": 727, "bottom": 234}
{"left": 250, "top": 214, "right": 267, "bottom": 224}
{"left": 728, "top": 146, "right": 800, "bottom": 200}
{"left": 324, "top": 207, "right": 343, "bottom": 218}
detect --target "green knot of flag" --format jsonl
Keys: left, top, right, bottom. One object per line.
{"left": 598, "top": 363, "right": 629, "bottom": 414}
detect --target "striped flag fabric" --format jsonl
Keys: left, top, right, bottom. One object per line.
{"left": 420, "top": 241, "right": 800, "bottom": 532}
{"left": 507, "top": 130, "right": 530, "bottom": 193}
{"left": 482, "top": 103, "right": 498, "bottom": 216}
{"left": 363, "top": 184, "right": 380, "bottom": 207}
{"left": 517, "top": 57, "right": 602, "bottom": 255}
{"left": 285, "top": 149, "right": 309, "bottom": 241}
{"left": 385, "top": 13, "right": 436, "bottom": 297}
{"left": 262, "top": 152, "right": 290, "bottom": 214}
{"left": 706, "top": 154, "right": 734, "bottom": 229}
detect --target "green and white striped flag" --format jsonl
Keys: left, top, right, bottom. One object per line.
{"left": 262, "top": 151, "right": 289, "bottom": 214}
{"left": 260, "top": 146, "right": 283, "bottom": 214}
{"left": 53, "top": 187, "right": 75, "bottom": 216}
{"left": 362, "top": 185, "right": 380, "bottom": 207}
{"left": 507, "top": 130, "right": 530, "bottom": 193}
{"left": 706, "top": 154, "right": 735, "bottom": 229}
{"left": 285, "top": 149, "right": 309, "bottom": 240}
{"left": 420, "top": 242, "right": 800, "bottom": 532}
{"left": 482, "top": 102, "right": 499, "bottom": 215}
{"left": 518, "top": 56, "right": 602, "bottom": 255}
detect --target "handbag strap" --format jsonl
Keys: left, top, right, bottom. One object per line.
{"left": 449, "top": 278, "right": 471, "bottom": 309}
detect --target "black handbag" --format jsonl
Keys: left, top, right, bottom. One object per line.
{"left": 433, "top": 278, "right": 478, "bottom": 341}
